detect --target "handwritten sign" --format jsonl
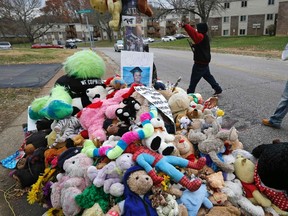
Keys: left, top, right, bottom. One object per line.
{"left": 135, "top": 86, "right": 174, "bottom": 123}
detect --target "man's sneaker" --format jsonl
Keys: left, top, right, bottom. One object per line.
{"left": 262, "top": 119, "right": 281, "bottom": 129}
{"left": 213, "top": 89, "right": 222, "bottom": 96}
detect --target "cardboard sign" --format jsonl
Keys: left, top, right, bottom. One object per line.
{"left": 134, "top": 86, "right": 174, "bottom": 123}
{"left": 27, "top": 106, "right": 37, "bottom": 132}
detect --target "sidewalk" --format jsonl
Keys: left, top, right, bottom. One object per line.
{"left": 0, "top": 51, "right": 120, "bottom": 216}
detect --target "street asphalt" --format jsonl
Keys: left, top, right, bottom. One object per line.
{"left": 0, "top": 64, "right": 62, "bottom": 88}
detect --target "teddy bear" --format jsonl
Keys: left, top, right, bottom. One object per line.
{"left": 233, "top": 155, "right": 272, "bottom": 209}
{"left": 22, "top": 128, "right": 51, "bottom": 157}
{"left": 221, "top": 179, "right": 266, "bottom": 216}
{"left": 156, "top": 193, "right": 184, "bottom": 216}
{"left": 105, "top": 165, "right": 158, "bottom": 216}
{"left": 87, "top": 153, "right": 135, "bottom": 197}
{"left": 90, "top": 0, "right": 122, "bottom": 31}
{"left": 177, "top": 184, "right": 213, "bottom": 216}
{"left": 167, "top": 87, "right": 190, "bottom": 120}
{"left": 174, "top": 134, "right": 196, "bottom": 160}
{"left": 50, "top": 153, "right": 93, "bottom": 216}
{"left": 205, "top": 205, "right": 241, "bottom": 216}
{"left": 251, "top": 141, "right": 288, "bottom": 212}
{"left": 12, "top": 147, "right": 47, "bottom": 188}
{"left": 204, "top": 171, "right": 229, "bottom": 205}
{"left": 223, "top": 127, "right": 243, "bottom": 152}
{"left": 82, "top": 105, "right": 207, "bottom": 193}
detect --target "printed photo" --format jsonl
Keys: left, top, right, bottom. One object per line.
{"left": 121, "top": 51, "right": 154, "bottom": 87}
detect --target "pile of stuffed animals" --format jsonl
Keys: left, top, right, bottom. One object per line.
{"left": 3, "top": 49, "right": 288, "bottom": 216}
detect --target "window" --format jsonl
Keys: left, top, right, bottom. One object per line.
{"left": 223, "top": 30, "right": 229, "bottom": 35}
{"left": 268, "top": 0, "right": 274, "bottom": 5}
{"left": 223, "top": 16, "right": 229, "bottom": 23}
{"left": 239, "top": 29, "right": 246, "bottom": 35}
{"left": 241, "top": 1, "right": 247, "bottom": 7}
{"left": 240, "top": 15, "right": 246, "bottom": 22}
{"left": 267, "top": 14, "right": 273, "bottom": 20}
{"left": 224, "top": 2, "right": 230, "bottom": 8}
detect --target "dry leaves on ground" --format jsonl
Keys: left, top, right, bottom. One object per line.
{"left": 0, "top": 88, "right": 41, "bottom": 133}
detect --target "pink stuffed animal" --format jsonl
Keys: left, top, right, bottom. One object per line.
{"left": 77, "top": 87, "right": 132, "bottom": 142}
{"left": 50, "top": 153, "right": 93, "bottom": 216}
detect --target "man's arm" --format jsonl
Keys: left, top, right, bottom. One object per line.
{"left": 182, "top": 24, "right": 204, "bottom": 44}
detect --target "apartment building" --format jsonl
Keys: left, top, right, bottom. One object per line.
{"left": 206, "top": 0, "right": 288, "bottom": 36}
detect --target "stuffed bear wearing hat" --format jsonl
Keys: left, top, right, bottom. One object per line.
{"left": 105, "top": 165, "right": 158, "bottom": 216}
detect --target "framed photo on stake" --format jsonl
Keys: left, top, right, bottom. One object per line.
{"left": 121, "top": 51, "right": 153, "bottom": 87}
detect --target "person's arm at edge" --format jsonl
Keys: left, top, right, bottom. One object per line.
{"left": 183, "top": 24, "right": 204, "bottom": 44}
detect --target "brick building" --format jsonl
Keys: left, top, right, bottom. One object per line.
{"left": 205, "top": 0, "right": 288, "bottom": 36}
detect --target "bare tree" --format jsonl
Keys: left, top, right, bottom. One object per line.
{"left": 0, "top": 0, "right": 54, "bottom": 43}
{"left": 154, "top": 0, "right": 236, "bottom": 23}
{"left": 90, "top": 12, "right": 114, "bottom": 42}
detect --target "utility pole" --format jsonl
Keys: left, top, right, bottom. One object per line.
{"left": 77, "top": 9, "right": 94, "bottom": 49}
{"left": 85, "top": 14, "right": 93, "bottom": 48}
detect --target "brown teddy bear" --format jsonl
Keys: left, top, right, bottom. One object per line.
{"left": 105, "top": 165, "right": 157, "bottom": 216}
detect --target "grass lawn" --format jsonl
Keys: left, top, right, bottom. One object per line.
{"left": 1, "top": 35, "right": 287, "bottom": 65}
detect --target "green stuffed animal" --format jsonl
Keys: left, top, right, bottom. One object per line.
{"left": 29, "top": 50, "right": 106, "bottom": 120}
{"left": 29, "top": 85, "right": 73, "bottom": 120}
